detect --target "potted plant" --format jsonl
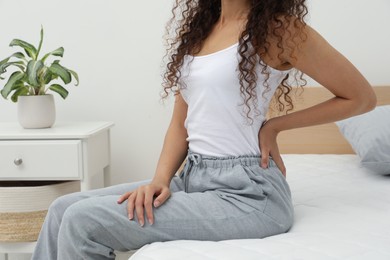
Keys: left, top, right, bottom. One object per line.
{"left": 0, "top": 27, "right": 79, "bottom": 129}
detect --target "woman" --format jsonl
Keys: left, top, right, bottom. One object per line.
{"left": 32, "top": 0, "right": 376, "bottom": 259}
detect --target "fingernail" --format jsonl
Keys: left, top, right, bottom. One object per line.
{"left": 154, "top": 201, "right": 160, "bottom": 207}
{"left": 128, "top": 214, "right": 133, "bottom": 220}
{"left": 139, "top": 220, "right": 144, "bottom": 227}
{"left": 148, "top": 218, "right": 153, "bottom": 225}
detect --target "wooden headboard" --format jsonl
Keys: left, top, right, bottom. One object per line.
{"left": 277, "top": 86, "right": 390, "bottom": 154}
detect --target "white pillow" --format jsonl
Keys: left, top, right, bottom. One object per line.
{"left": 336, "top": 105, "right": 390, "bottom": 175}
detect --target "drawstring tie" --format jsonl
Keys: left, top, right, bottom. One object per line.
{"left": 182, "top": 153, "right": 202, "bottom": 192}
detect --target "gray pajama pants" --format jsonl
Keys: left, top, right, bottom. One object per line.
{"left": 31, "top": 152, "right": 294, "bottom": 260}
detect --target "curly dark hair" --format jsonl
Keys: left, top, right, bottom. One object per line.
{"left": 162, "top": 0, "right": 308, "bottom": 120}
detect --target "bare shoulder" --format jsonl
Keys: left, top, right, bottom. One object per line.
{"left": 269, "top": 15, "right": 375, "bottom": 107}
{"left": 261, "top": 15, "right": 305, "bottom": 70}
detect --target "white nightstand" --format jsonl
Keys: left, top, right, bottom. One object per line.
{"left": 0, "top": 121, "right": 114, "bottom": 258}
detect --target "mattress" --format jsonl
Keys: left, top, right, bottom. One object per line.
{"left": 129, "top": 155, "right": 390, "bottom": 260}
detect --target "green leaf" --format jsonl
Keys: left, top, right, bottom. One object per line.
{"left": 0, "top": 52, "right": 25, "bottom": 67}
{"left": 36, "top": 26, "right": 44, "bottom": 59}
{"left": 41, "top": 47, "right": 64, "bottom": 63}
{"left": 9, "top": 39, "right": 38, "bottom": 60}
{"left": 0, "top": 53, "right": 26, "bottom": 75}
{"left": 11, "top": 52, "right": 26, "bottom": 59}
{"left": 49, "top": 83, "right": 68, "bottom": 99}
{"left": 1, "top": 71, "right": 25, "bottom": 99}
{"left": 42, "top": 68, "right": 53, "bottom": 84}
{"left": 0, "top": 57, "right": 10, "bottom": 67}
{"left": 10, "top": 85, "right": 29, "bottom": 102}
{"left": 26, "top": 60, "right": 44, "bottom": 86}
{"left": 68, "top": 69, "right": 79, "bottom": 86}
{"left": 49, "top": 61, "right": 71, "bottom": 84}
{"left": 0, "top": 61, "right": 26, "bottom": 75}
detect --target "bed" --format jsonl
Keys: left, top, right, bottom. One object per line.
{"left": 128, "top": 86, "right": 390, "bottom": 260}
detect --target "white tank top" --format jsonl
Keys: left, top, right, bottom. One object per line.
{"left": 180, "top": 43, "right": 290, "bottom": 157}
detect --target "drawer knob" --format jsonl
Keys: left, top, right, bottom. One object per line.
{"left": 14, "top": 158, "right": 23, "bottom": 166}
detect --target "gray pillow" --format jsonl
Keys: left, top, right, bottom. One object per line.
{"left": 336, "top": 105, "right": 390, "bottom": 175}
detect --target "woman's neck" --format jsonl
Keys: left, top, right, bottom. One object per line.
{"left": 218, "top": 0, "right": 250, "bottom": 26}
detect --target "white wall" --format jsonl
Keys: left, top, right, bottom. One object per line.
{"left": 0, "top": 0, "right": 389, "bottom": 188}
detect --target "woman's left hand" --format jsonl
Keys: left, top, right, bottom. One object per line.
{"left": 259, "top": 119, "right": 286, "bottom": 177}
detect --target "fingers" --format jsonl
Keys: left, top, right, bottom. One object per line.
{"left": 127, "top": 192, "right": 136, "bottom": 220}
{"left": 117, "top": 191, "right": 132, "bottom": 204}
{"left": 125, "top": 184, "right": 170, "bottom": 227}
{"left": 261, "top": 148, "right": 269, "bottom": 169}
{"left": 154, "top": 188, "right": 171, "bottom": 208}
{"left": 117, "top": 192, "right": 131, "bottom": 204}
{"left": 144, "top": 186, "right": 154, "bottom": 225}
{"left": 272, "top": 154, "right": 287, "bottom": 177}
{"left": 260, "top": 142, "right": 287, "bottom": 176}
{"left": 259, "top": 122, "right": 286, "bottom": 176}
{"left": 135, "top": 188, "right": 146, "bottom": 226}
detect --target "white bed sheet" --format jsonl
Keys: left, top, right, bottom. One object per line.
{"left": 129, "top": 155, "right": 390, "bottom": 260}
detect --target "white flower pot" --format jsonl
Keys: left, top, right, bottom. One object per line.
{"left": 17, "top": 94, "right": 56, "bottom": 129}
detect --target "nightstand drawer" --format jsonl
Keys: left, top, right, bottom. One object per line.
{"left": 0, "top": 140, "right": 82, "bottom": 180}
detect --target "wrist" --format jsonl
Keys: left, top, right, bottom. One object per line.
{"left": 151, "top": 174, "right": 171, "bottom": 187}
{"left": 263, "top": 117, "right": 282, "bottom": 134}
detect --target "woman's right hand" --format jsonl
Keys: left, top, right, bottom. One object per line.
{"left": 117, "top": 181, "right": 171, "bottom": 226}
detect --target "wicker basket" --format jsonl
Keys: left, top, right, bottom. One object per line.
{"left": 0, "top": 181, "right": 79, "bottom": 242}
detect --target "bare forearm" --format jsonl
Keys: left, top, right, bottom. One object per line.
{"left": 270, "top": 96, "right": 375, "bottom": 133}
{"left": 152, "top": 124, "right": 188, "bottom": 186}
{"left": 273, "top": 25, "right": 376, "bottom": 132}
